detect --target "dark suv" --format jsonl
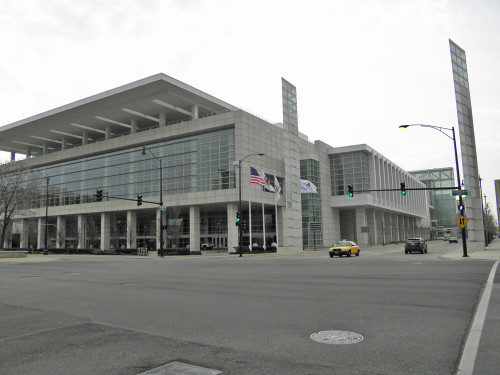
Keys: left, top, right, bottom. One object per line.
{"left": 404, "top": 238, "right": 428, "bottom": 254}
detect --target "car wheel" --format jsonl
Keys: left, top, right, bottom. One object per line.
{"left": 329, "top": 253, "right": 333, "bottom": 258}
{"left": 356, "top": 250, "right": 360, "bottom": 256}
{"left": 425, "top": 248, "right": 428, "bottom": 253}
{"left": 202, "top": 246, "right": 207, "bottom": 250}
{"left": 420, "top": 249, "right": 424, "bottom": 254}
{"left": 347, "top": 251, "right": 351, "bottom": 257}
{"left": 405, "top": 250, "right": 408, "bottom": 254}
{"left": 339, "top": 254, "right": 342, "bottom": 257}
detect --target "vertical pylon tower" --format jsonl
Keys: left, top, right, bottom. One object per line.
{"left": 449, "top": 40, "right": 485, "bottom": 250}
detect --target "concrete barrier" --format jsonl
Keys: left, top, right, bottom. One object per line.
{"left": 0, "top": 251, "right": 28, "bottom": 259}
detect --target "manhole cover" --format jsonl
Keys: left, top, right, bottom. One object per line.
{"left": 310, "top": 330, "right": 364, "bottom": 345}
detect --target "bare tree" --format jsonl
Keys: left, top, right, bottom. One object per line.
{"left": 86, "top": 216, "right": 99, "bottom": 249}
{"left": 0, "top": 161, "right": 37, "bottom": 248}
{"left": 127, "top": 224, "right": 136, "bottom": 249}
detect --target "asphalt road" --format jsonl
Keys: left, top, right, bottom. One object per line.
{"left": 0, "top": 241, "right": 497, "bottom": 374}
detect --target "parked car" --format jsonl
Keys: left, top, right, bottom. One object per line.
{"left": 329, "top": 240, "right": 360, "bottom": 258}
{"left": 449, "top": 236, "right": 458, "bottom": 243}
{"left": 404, "top": 238, "right": 428, "bottom": 254}
{"left": 200, "top": 241, "right": 214, "bottom": 250}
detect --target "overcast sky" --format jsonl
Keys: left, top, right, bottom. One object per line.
{"left": 1, "top": 0, "right": 498, "bottom": 211}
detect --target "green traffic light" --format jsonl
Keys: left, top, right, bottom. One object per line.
{"left": 349, "top": 192, "right": 353, "bottom": 197}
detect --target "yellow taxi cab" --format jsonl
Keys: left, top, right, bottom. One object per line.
{"left": 329, "top": 240, "right": 360, "bottom": 258}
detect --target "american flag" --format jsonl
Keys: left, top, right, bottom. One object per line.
{"left": 250, "top": 166, "right": 265, "bottom": 186}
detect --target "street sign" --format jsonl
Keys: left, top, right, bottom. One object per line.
{"left": 158, "top": 206, "right": 167, "bottom": 211}
{"left": 361, "top": 226, "right": 370, "bottom": 233}
{"left": 309, "top": 222, "right": 322, "bottom": 231}
{"left": 452, "top": 190, "right": 469, "bottom": 196}
{"left": 456, "top": 215, "right": 469, "bottom": 228}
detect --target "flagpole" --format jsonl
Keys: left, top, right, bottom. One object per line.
{"left": 262, "top": 200, "right": 266, "bottom": 250}
{"left": 249, "top": 187, "right": 252, "bottom": 252}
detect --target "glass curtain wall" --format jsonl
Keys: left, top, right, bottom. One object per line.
{"left": 330, "top": 151, "right": 370, "bottom": 196}
{"left": 301, "top": 159, "right": 322, "bottom": 248}
{"left": 27, "top": 128, "right": 236, "bottom": 208}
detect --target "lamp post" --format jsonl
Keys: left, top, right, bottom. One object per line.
{"left": 42, "top": 176, "right": 50, "bottom": 255}
{"left": 399, "top": 124, "right": 468, "bottom": 257}
{"left": 235, "top": 153, "right": 265, "bottom": 257}
{"left": 216, "top": 222, "right": 220, "bottom": 252}
{"left": 141, "top": 146, "right": 164, "bottom": 257}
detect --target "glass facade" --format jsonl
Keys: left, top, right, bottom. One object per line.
{"left": 301, "top": 159, "right": 322, "bottom": 247}
{"left": 330, "top": 151, "right": 370, "bottom": 196}
{"left": 28, "top": 128, "right": 235, "bottom": 208}
{"left": 410, "top": 168, "right": 456, "bottom": 227}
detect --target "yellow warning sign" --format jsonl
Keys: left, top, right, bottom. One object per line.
{"left": 456, "top": 215, "right": 469, "bottom": 228}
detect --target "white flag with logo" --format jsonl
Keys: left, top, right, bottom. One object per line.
{"left": 274, "top": 175, "right": 281, "bottom": 201}
{"left": 300, "top": 179, "right": 318, "bottom": 194}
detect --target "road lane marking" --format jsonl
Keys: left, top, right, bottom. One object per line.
{"left": 457, "top": 260, "right": 499, "bottom": 375}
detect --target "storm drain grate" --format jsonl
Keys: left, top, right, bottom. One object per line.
{"left": 310, "top": 330, "right": 364, "bottom": 345}
{"left": 137, "top": 361, "right": 222, "bottom": 375}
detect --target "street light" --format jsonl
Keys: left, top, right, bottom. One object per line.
{"left": 235, "top": 153, "right": 265, "bottom": 257}
{"left": 141, "top": 146, "right": 164, "bottom": 257}
{"left": 399, "top": 123, "right": 468, "bottom": 257}
{"left": 44, "top": 176, "right": 50, "bottom": 255}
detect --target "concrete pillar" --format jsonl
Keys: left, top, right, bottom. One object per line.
{"left": 43, "top": 143, "right": 49, "bottom": 155}
{"left": 156, "top": 209, "right": 165, "bottom": 251}
{"left": 105, "top": 126, "right": 111, "bottom": 140}
{"left": 62, "top": 138, "right": 68, "bottom": 150}
{"left": 37, "top": 217, "right": 45, "bottom": 249}
{"left": 127, "top": 211, "right": 137, "bottom": 249}
{"left": 20, "top": 219, "right": 28, "bottom": 248}
{"left": 78, "top": 215, "right": 85, "bottom": 249}
{"left": 191, "top": 104, "right": 199, "bottom": 119}
{"left": 100, "top": 212, "right": 110, "bottom": 251}
{"left": 189, "top": 206, "right": 200, "bottom": 253}
{"left": 27, "top": 147, "right": 32, "bottom": 158}
{"left": 131, "top": 119, "right": 137, "bottom": 134}
{"left": 159, "top": 113, "right": 167, "bottom": 127}
{"left": 227, "top": 203, "right": 239, "bottom": 253}
{"left": 56, "top": 216, "right": 66, "bottom": 249}
{"left": 82, "top": 132, "right": 88, "bottom": 145}
{"left": 355, "top": 208, "right": 368, "bottom": 246}
{"left": 10, "top": 152, "right": 15, "bottom": 161}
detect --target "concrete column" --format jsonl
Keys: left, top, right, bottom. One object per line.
{"left": 127, "top": 211, "right": 137, "bottom": 249}
{"left": 189, "top": 206, "right": 200, "bottom": 253}
{"left": 105, "top": 126, "right": 111, "bottom": 140}
{"left": 37, "top": 217, "right": 45, "bottom": 249}
{"left": 43, "top": 143, "right": 49, "bottom": 155}
{"left": 62, "top": 138, "right": 68, "bottom": 150}
{"left": 355, "top": 208, "right": 368, "bottom": 246}
{"left": 20, "top": 219, "right": 28, "bottom": 249}
{"left": 27, "top": 147, "right": 32, "bottom": 158}
{"left": 191, "top": 104, "right": 199, "bottom": 119}
{"left": 10, "top": 152, "right": 15, "bottom": 161}
{"left": 156, "top": 209, "right": 163, "bottom": 251}
{"left": 82, "top": 132, "right": 88, "bottom": 145}
{"left": 100, "top": 212, "right": 110, "bottom": 251}
{"left": 131, "top": 119, "right": 137, "bottom": 134}
{"left": 78, "top": 215, "right": 85, "bottom": 249}
{"left": 56, "top": 216, "right": 66, "bottom": 249}
{"left": 227, "top": 203, "right": 239, "bottom": 253}
{"left": 159, "top": 113, "right": 167, "bottom": 127}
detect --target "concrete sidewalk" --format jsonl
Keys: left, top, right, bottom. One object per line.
{"left": 440, "top": 237, "right": 500, "bottom": 261}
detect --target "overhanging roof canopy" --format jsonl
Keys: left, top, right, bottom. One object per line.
{"left": 0, "top": 73, "right": 238, "bottom": 157}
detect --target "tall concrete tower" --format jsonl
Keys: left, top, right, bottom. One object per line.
{"left": 449, "top": 40, "right": 484, "bottom": 250}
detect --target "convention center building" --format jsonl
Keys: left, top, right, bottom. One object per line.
{"left": 0, "top": 74, "right": 430, "bottom": 253}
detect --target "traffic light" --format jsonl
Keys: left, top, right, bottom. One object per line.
{"left": 236, "top": 211, "right": 240, "bottom": 226}
{"left": 137, "top": 194, "right": 143, "bottom": 206}
{"left": 400, "top": 182, "right": 406, "bottom": 195}
{"left": 241, "top": 220, "right": 247, "bottom": 231}
{"left": 96, "top": 189, "right": 103, "bottom": 202}
{"left": 458, "top": 204, "right": 465, "bottom": 213}
{"left": 348, "top": 185, "right": 353, "bottom": 197}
